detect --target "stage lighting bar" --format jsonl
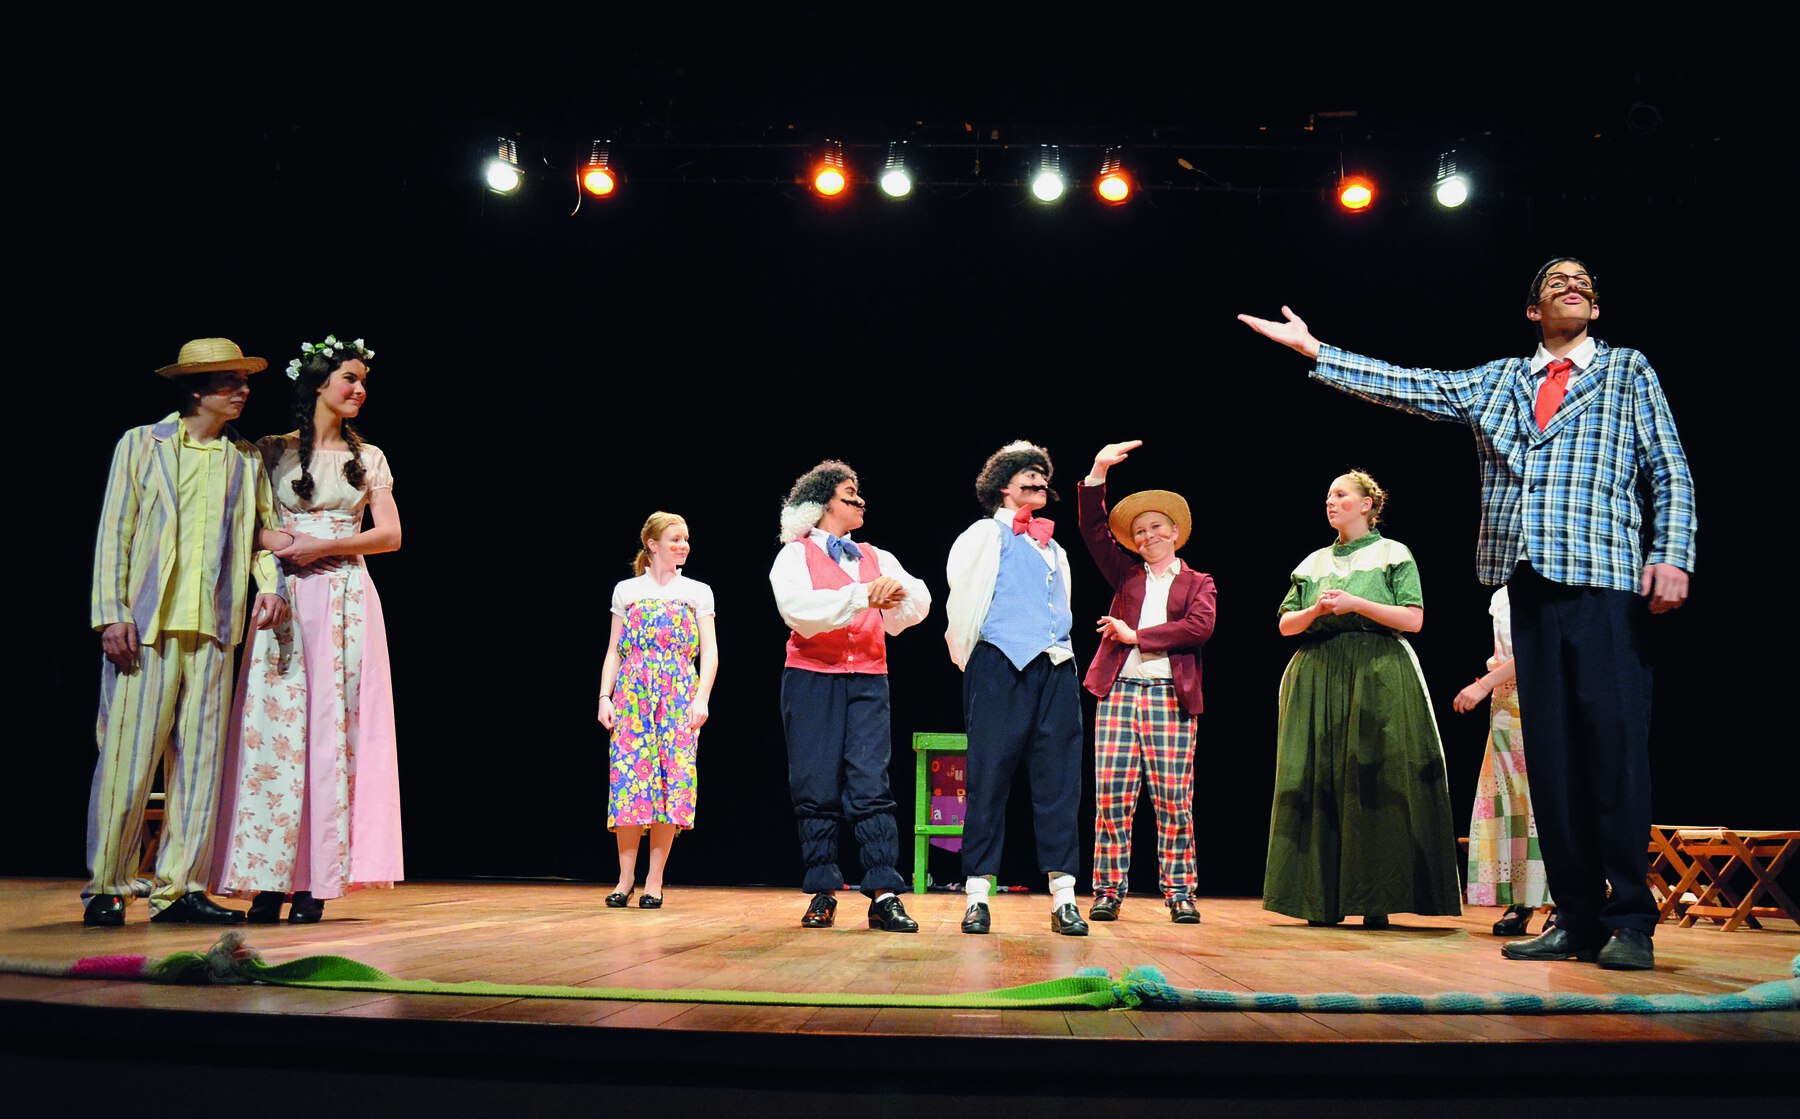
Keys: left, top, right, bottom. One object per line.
{"left": 486, "top": 137, "right": 523, "bottom": 194}
{"left": 1095, "top": 147, "right": 1132, "bottom": 205}
{"left": 879, "top": 141, "right": 914, "bottom": 199}
{"left": 1337, "top": 173, "right": 1376, "bottom": 213}
{"left": 1031, "top": 145, "right": 1065, "bottom": 203}
{"left": 1434, "top": 150, "right": 1469, "bottom": 209}
{"left": 812, "top": 140, "right": 848, "bottom": 198}
{"left": 582, "top": 141, "right": 618, "bottom": 198}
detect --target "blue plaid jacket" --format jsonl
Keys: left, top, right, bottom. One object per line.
{"left": 1312, "top": 343, "right": 1697, "bottom": 591}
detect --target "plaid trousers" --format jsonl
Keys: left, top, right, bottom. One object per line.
{"left": 1091, "top": 678, "right": 1197, "bottom": 898}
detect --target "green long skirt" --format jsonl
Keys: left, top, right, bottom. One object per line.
{"left": 1263, "top": 630, "right": 1462, "bottom": 923}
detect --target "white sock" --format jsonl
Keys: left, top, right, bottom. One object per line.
{"left": 874, "top": 891, "right": 895, "bottom": 904}
{"left": 964, "top": 877, "right": 991, "bottom": 907}
{"left": 1049, "top": 873, "right": 1076, "bottom": 908}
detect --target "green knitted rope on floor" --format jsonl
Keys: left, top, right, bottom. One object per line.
{"left": 7, "top": 934, "right": 1797, "bottom": 1014}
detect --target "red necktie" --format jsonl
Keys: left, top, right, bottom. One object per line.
{"left": 1012, "top": 507, "right": 1054, "bottom": 545}
{"left": 1535, "top": 358, "right": 1573, "bottom": 431}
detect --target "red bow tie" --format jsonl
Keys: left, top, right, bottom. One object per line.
{"left": 1012, "top": 507, "right": 1054, "bottom": 545}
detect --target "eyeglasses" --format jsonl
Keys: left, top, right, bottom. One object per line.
{"left": 1541, "top": 272, "right": 1595, "bottom": 295}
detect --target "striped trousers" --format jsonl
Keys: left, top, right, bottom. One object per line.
{"left": 85, "top": 631, "right": 232, "bottom": 911}
{"left": 1091, "top": 678, "right": 1198, "bottom": 899}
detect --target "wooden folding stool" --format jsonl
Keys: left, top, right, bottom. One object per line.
{"left": 1673, "top": 828, "right": 1800, "bottom": 932}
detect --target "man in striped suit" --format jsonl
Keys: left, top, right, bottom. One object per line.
{"left": 1240, "top": 258, "right": 1697, "bottom": 971}
{"left": 84, "top": 338, "right": 289, "bottom": 927}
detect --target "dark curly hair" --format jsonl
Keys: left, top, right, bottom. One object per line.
{"left": 974, "top": 441, "right": 1053, "bottom": 514}
{"left": 783, "top": 460, "right": 857, "bottom": 510}
{"left": 288, "top": 349, "right": 370, "bottom": 503}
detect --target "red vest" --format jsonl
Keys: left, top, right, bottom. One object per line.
{"left": 784, "top": 539, "right": 888, "bottom": 674}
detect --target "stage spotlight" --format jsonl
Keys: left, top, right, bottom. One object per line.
{"left": 1030, "top": 145, "right": 1065, "bottom": 203}
{"left": 1095, "top": 147, "right": 1132, "bottom": 205}
{"left": 812, "top": 140, "right": 848, "bottom": 198}
{"left": 1433, "top": 151, "right": 1469, "bottom": 209}
{"left": 486, "top": 137, "right": 523, "bottom": 194}
{"left": 879, "top": 141, "right": 914, "bottom": 199}
{"left": 1336, "top": 174, "right": 1376, "bottom": 212}
{"left": 582, "top": 141, "right": 618, "bottom": 198}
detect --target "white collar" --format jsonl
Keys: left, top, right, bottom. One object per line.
{"left": 1529, "top": 335, "right": 1597, "bottom": 375}
{"left": 1143, "top": 558, "right": 1182, "bottom": 579}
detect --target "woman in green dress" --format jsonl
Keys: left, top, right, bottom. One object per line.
{"left": 1263, "top": 471, "right": 1461, "bottom": 927}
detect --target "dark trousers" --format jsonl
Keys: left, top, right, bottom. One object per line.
{"left": 1508, "top": 565, "right": 1656, "bottom": 937}
{"left": 960, "top": 643, "right": 1082, "bottom": 879}
{"left": 780, "top": 668, "right": 905, "bottom": 897}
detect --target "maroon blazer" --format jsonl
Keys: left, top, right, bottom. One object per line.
{"left": 1076, "top": 481, "right": 1217, "bottom": 715}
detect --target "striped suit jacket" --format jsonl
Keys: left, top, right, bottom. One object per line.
{"left": 90, "top": 414, "right": 283, "bottom": 647}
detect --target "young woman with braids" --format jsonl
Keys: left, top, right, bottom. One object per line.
{"left": 212, "top": 336, "right": 404, "bottom": 923}
{"left": 1262, "top": 471, "right": 1461, "bottom": 929}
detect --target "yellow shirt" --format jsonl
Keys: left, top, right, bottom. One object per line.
{"left": 156, "top": 419, "right": 230, "bottom": 637}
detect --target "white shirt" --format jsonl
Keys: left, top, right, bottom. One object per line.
{"left": 1120, "top": 559, "right": 1181, "bottom": 680}
{"left": 768, "top": 528, "right": 931, "bottom": 639}
{"left": 610, "top": 572, "right": 716, "bottom": 617}
{"left": 1528, "top": 334, "right": 1597, "bottom": 387}
{"left": 943, "top": 507, "right": 1074, "bottom": 670}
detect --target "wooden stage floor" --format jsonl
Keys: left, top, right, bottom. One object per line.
{"left": 3, "top": 878, "right": 1795, "bottom": 1111}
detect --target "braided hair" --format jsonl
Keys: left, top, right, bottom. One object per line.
{"left": 289, "top": 351, "right": 369, "bottom": 503}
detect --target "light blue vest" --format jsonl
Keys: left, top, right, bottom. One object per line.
{"left": 979, "top": 523, "right": 1072, "bottom": 670}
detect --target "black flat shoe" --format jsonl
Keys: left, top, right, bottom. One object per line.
{"left": 83, "top": 895, "right": 125, "bottom": 927}
{"left": 1306, "top": 918, "right": 1341, "bottom": 927}
{"left": 604, "top": 889, "right": 634, "bottom": 908}
{"left": 801, "top": 893, "right": 837, "bottom": 928}
{"left": 867, "top": 895, "right": 919, "bottom": 933}
{"left": 1361, "top": 914, "right": 1389, "bottom": 929}
{"left": 248, "top": 892, "right": 287, "bottom": 924}
{"left": 1051, "top": 903, "right": 1089, "bottom": 936}
{"left": 288, "top": 891, "right": 325, "bottom": 924}
{"left": 1596, "top": 929, "right": 1655, "bottom": 971}
{"left": 1168, "top": 898, "right": 1200, "bottom": 924}
{"left": 638, "top": 894, "right": 663, "bottom": 909}
{"left": 1492, "top": 905, "right": 1535, "bottom": 937}
{"left": 1500, "top": 926, "right": 1601, "bottom": 962}
{"left": 960, "top": 902, "right": 990, "bottom": 934}
{"left": 1089, "top": 894, "right": 1122, "bottom": 922}
{"left": 151, "top": 893, "right": 247, "bottom": 925}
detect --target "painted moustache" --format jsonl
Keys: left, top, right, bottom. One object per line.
{"left": 1018, "top": 484, "right": 1060, "bottom": 503}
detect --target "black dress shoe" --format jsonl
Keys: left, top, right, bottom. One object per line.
{"left": 1491, "top": 905, "right": 1535, "bottom": 937}
{"left": 960, "top": 902, "right": 990, "bottom": 934}
{"left": 1168, "top": 897, "right": 1200, "bottom": 924}
{"left": 638, "top": 894, "right": 663, "bottom": 910}
{"left": 604, "top": 889, "right": 634, "bottom": 909}
{"left": 1051, "top": 903, "right": 1089, "bottom": 936}
{"left": 247, "top": 892, "right": 287, "bottom": 924}
{"left": 1089, "top": 894, "right": 1122, "bottom": 922}
{"left": 288, "top": 891, "right": 325, "bottom": 924}
{"left": 83, "top": 895, "right": 126, "bottom": 927}
{"left": 867, "top": 895, "right": 919, "bottom": 933}
{"left": 1596, "top": 929, "right": 1655, "bottom": 971}
{"left": 151, "top": 893, "right": 247, "bottom": 925}
{"left": 801, "top": 893, "right": 837, "bottom": 928}
{"left": 1500, "top": 926, "right": 1601, "bottom": 962}
{"left": 1361, "top": 914, "right": 1389, "bottom": 929}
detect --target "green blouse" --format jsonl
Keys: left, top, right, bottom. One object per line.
{"left": 1278, "top": 529, "right": 1424, "bottom": 637}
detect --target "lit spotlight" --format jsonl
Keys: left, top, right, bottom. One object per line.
{"left": 486, "top": 137, "right": 523, "bottom": 194}
{"left": 1433, "top": 151, "right": 1469, "bottom": 209}
{"left": 582, "top": 141, "right": 618, "bottom": 198}
{"left": 1337, "top": 174, "right": 1376, "bottom": 212}
{"left": 812, "top": 140, "right": 848, "bottom": 198}
{"left": 1095, "top": 147, "right": 1132, "bottom": 205}
{"left": 1030, "top": 145, "right": 1065, "bottom": 203}
{"left": 879, "top": 141, "right": 914, "bottom": 198}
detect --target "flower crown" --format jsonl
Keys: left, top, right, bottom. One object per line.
{"left": 285, "top": 335, "right": 375, "bottom": 380}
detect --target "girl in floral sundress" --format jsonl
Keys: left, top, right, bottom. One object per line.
{"left": 598, "top": 512, "right": 718, "bottom": 909}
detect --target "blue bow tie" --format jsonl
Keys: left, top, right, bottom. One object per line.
{"left": 826, "top": 535, "right": 862, "bottom": 563}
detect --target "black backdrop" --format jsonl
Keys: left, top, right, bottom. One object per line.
{"left": 12, "top": 32, "right": 1785, "bottom": 900}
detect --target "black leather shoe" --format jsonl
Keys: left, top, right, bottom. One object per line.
{"left": 867, "top": 895, "right": 919, "bottom": 933}
{"left": 248, "top": 892, "right": 287, "bottom": 924}
{"left": 1491, "top": 905, "right": 1534, "bottom": 937}
{"left": 151, "top": 893, "right": 247, "bottom": 925}
{"left": 288, "top": 891, "right": 325, "bottom": 924}
{"left": 604, "top": 889, "right": 634, "bottom": 909}
{"left": 1500, "top": 926, "right": 1601, "bottom": 962}
{"left": 83, "top": 895, "right": 125, "bottom": 927}
{"left": 1168, "top": 898, "right": 1200, "bottom": 924}
{"left": 1051, "top": 903, "right": 1089, "bottom": 936}
{"left": 1596, "top": 929, "right": 1655, "bottom": 971}
{"left": 1362, "top": 914, "right": 1389, "bottom": 929}
{"left": 801, "top": 893, "right": 837, "bottom": 928}
{"left": 1089, "top": 894, "right": 1122, "bottom": 922}
{"left": 639, "top": 894, "right": 663, "bottom": 909}
{"left": 960, "top": 902, "right": 990, "bottom": 934}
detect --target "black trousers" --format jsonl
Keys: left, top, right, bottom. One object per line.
{"left": 960, "top": 643, "right": 1082, "bottom": 880}
{"left": 780, "top": 668, "right": 906, "bottom": 897}
{"left": 1508, "top": 565, "right": 1656, "bottom": 937}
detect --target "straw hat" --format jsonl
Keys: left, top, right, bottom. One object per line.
{"left": 155, "top": 338, "right": 268, "bottom": 378}
{"left": 1108, "top": 489, "right": 1193, "bottom": 554}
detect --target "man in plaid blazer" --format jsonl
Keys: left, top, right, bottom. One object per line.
{"left": 1240, "top": 258, "right": 1696, "bottom": 971}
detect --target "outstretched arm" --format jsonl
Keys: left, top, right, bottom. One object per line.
{"left": 1077, "top": 441, "right": 1147, "bottom": 590}
{"left": 1237, "top": 306, "right": 1321, "bottom": 360}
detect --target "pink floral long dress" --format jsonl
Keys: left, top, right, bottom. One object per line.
{"left": 212, "top": 434, "right": 403, "bottom": 899}
{"left": 607, "top": 575, "right": 712, "bottom": 831}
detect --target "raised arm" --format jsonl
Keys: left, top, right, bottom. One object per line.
{"left": 1077, "top": 440, "right": 1146, "bottom": 590}
{"left": 1237, "top": 306, "right": 1321, "bottom": 359}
